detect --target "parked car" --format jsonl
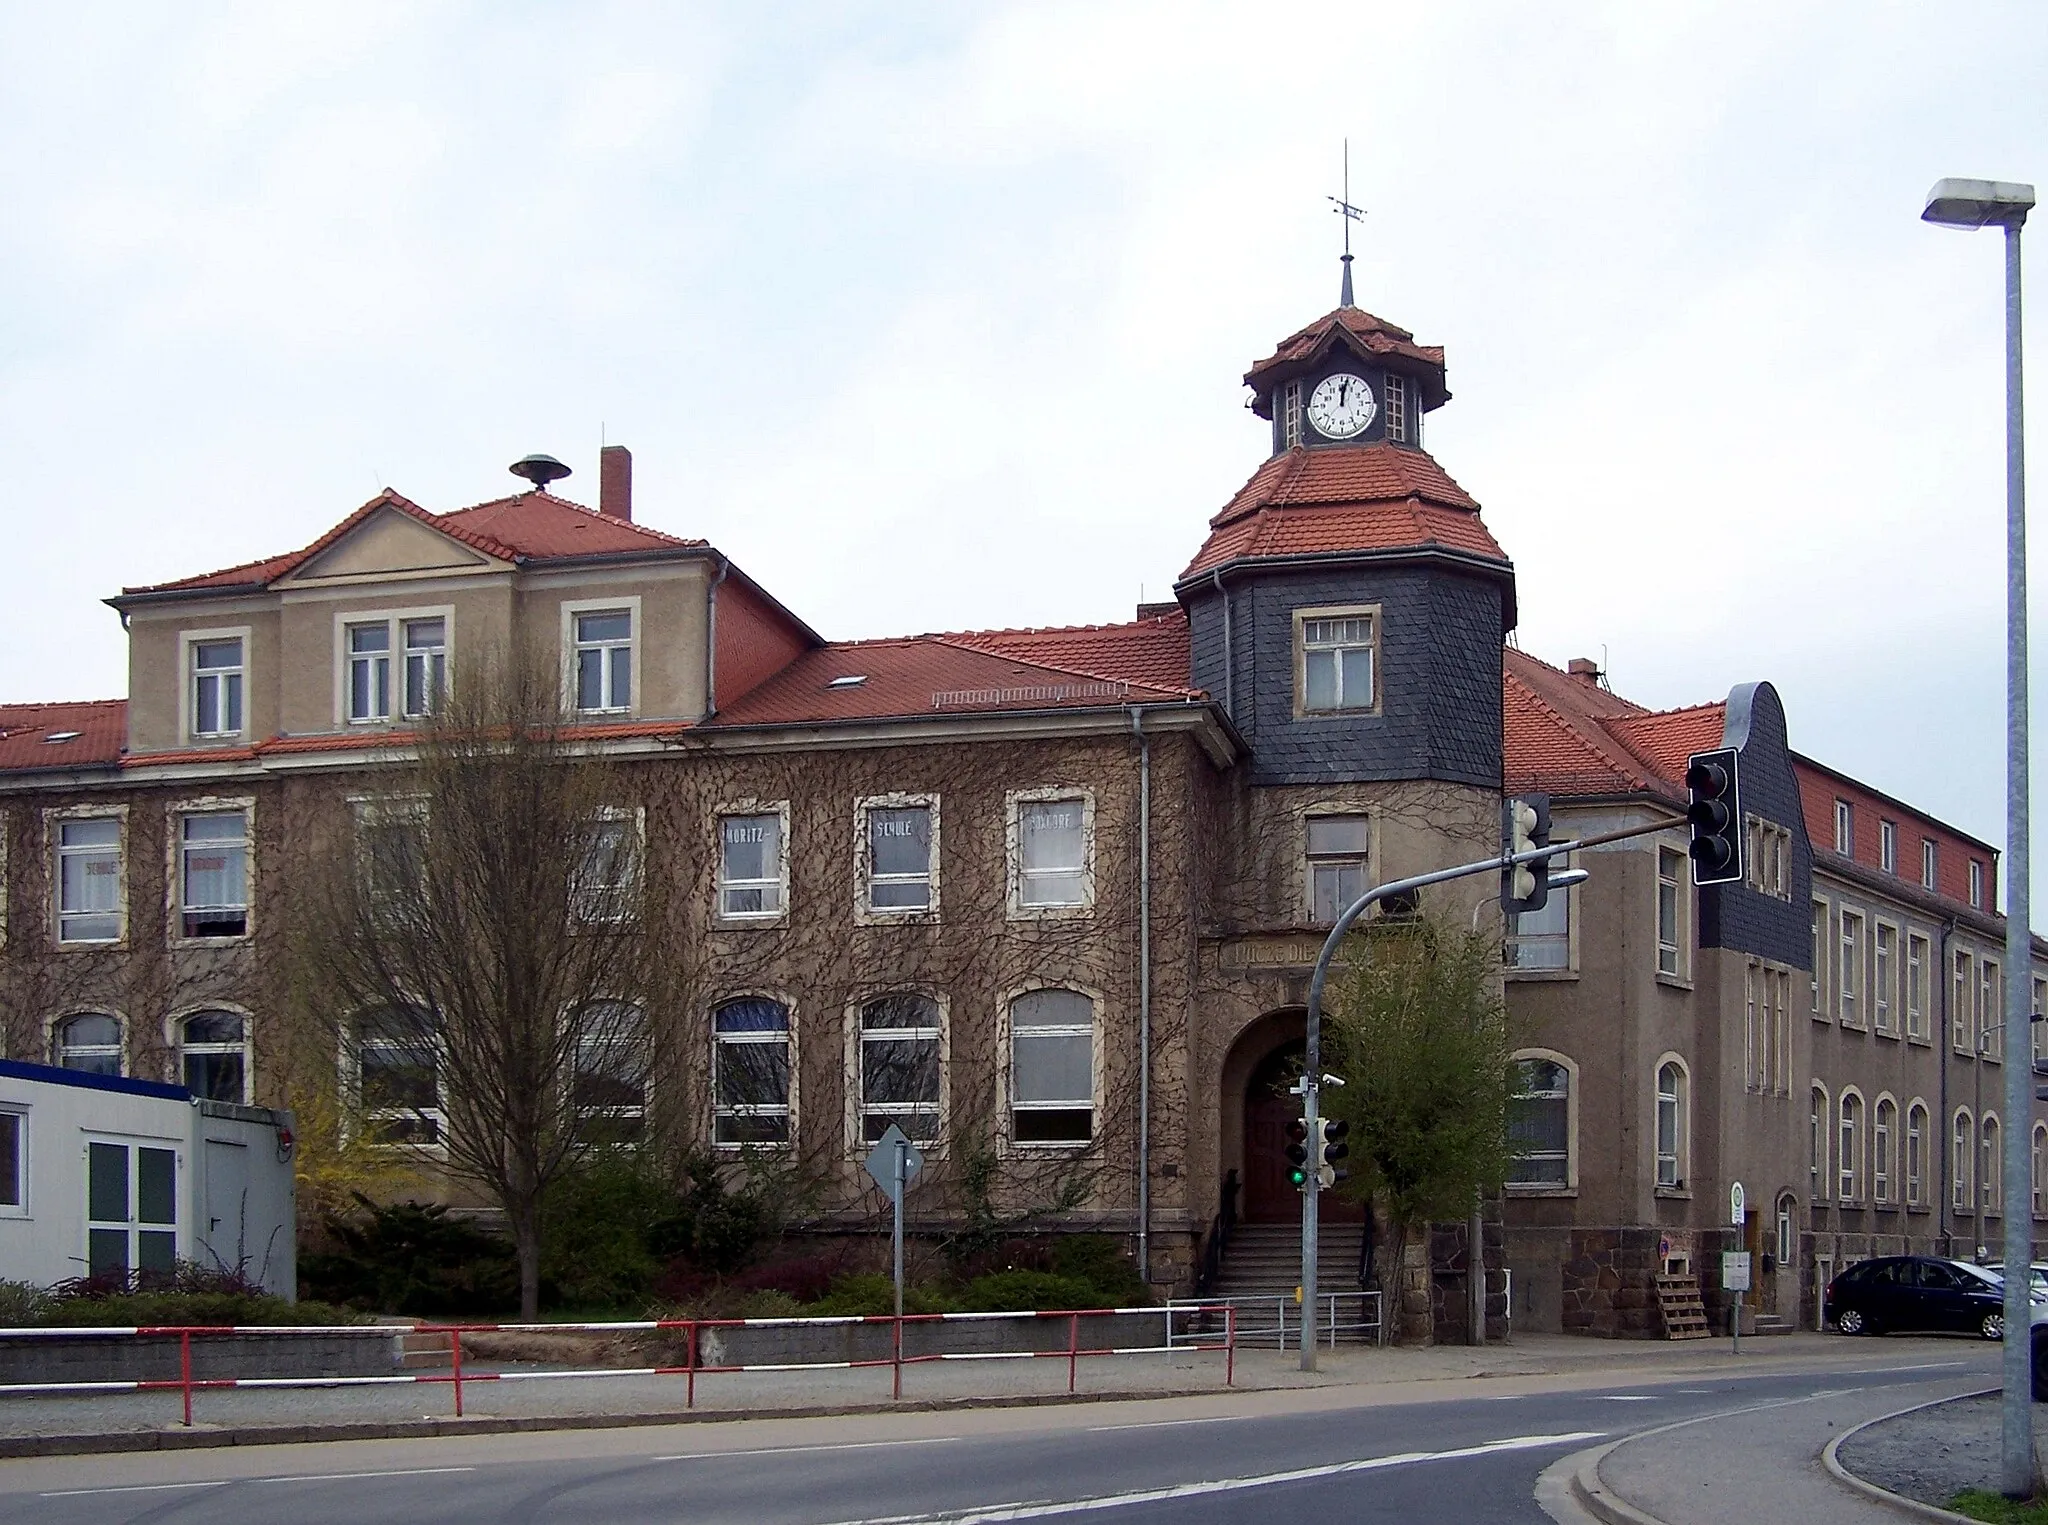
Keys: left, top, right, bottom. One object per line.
{"left": 1826, "top": 1255, "right": 2020, "bottom": 1339}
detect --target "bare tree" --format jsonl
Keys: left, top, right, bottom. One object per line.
{"left": 281, "top": 649, "right": 681, "bottom": 1318}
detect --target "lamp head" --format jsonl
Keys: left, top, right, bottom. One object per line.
{"left": 1923, "top": 178, "right": 2036, "bottom": 230}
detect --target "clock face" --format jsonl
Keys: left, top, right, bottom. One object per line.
{"left": 1307, "top": 372, "right": 1377, "bottom": 439}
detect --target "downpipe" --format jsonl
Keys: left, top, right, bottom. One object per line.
{"left": 1132, "top": 706, "right": 1152, "bottom": 1283}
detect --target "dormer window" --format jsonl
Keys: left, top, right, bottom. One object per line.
{"left": 573, "top": 608, "right": 634, "bottom": 714}
{"left": 190, "top": 636, "right": 245, "bottom": 740}
{"left": 1383, "top": 374, "right": 1409, "bottom": 443}
{"left": 1280, "top": 381, "right": 1302, "bottom": 448}
{"left": 341, "top": 608, "right": 454, "bottom": 726}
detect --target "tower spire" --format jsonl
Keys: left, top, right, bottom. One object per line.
{"left": 1327, "top": 139, "right": 1365, "bottom": 308}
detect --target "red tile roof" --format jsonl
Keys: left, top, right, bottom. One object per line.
{"left": 940, "top": 611, "right": 1195, "bottom": 694}
{"left": 1243, "top": 307, "right": 1447, "bottom": 394}
{"left": 1794, "top": 758, "right": 1997, "bottom": 907}
{"left": 708, "top": 633, "right": 1201, "bottom": 729}
{"left": 0, "top": 700, "right": 128, "bottom": 771}
{"left": 123, "top": 489, "right": 707, "bottom": 597}
{"left": 1180, "top": 445, "right": 1504, "bottom": 580}
{"left": 1502, "top": 649, "right": 1718, "bottom": 803}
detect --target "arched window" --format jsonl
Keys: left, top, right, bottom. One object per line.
{"left": 1954, "top": 1108, "right": 1976, "bottom": 1212}
{"left": 1655, "top": 1059, "right": 1688, "bottom": 1189}
{"left": 1009, "top": 989, "right": 1095, "bottom": 1144}
{"left": 179, "top": 1010, "right": 248, "bottom": 1103}
{"left": 1907, "top": 1101, "right": 1929, "bottom": 1207}
{"left": 53, "top": 1013, "right": 123, "bottom": 1076}
{"left": 571, "top": 1001, "right": 648, "bottom": 1146}
{"left": 1810, "top": 1084, "right": 1830, "bottom": 1201}
{"left": 1775, "top": 1192, "right": 1797, "bottom": 1266}
{"left": 712, "top": 998, "right": 791, "bottom": 1146}
{"left": 1507, "top": 1053, "right": 1573, "bottom": 1188}
{"left": 1982, "top": 1113, "right": 2002, "bottom": 1214}
{"left": 1837, "top": 1091, "right": 1864, "bottom": 1202}
{"left": 859, "top": 994, "right": 942, "bottom": 1143}
{"left": 2033, "top": 1123, "right": 2047, "bottom": 1219}
{"left": 354, "top": 1006, "right": 441, "bottom": 1146}
{"left": 1873, "top": 1097, "right": 1896, "bottom": 1204}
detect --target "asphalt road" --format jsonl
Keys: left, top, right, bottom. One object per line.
{"left": 0, "top": 1346, "right": 2002, "bottom": 1524}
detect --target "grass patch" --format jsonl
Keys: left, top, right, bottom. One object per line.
{"left": 1947, "top": 1489, "right": 2048, "bottom": 1524}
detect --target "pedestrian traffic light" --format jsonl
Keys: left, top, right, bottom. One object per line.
{"left": 1316, "top": 1118, "right": 1351, "bottom": 1189}
{"left": 1284, "top": 1116, "right": 1311, "bottom": 1191}
{"left": 1501, "top": 793, "right": 1552, "bottom": 913}
{"left": 1684, "top": 748, "right": 1743, "bottom": 887}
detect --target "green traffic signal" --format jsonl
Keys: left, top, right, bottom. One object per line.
{"left": 1283, "top": 1115, "right": 1312, "bottom": 1192}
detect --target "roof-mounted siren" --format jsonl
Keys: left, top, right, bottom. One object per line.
{"left": 509, "top": 453, "right": 572, "bottom": 493}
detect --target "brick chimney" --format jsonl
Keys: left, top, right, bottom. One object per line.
{"left": 599, "top": 445, "right": 633, "bottom": 521}
{"left": 1567, "top": 657, "right": 1602, "bottom": 685}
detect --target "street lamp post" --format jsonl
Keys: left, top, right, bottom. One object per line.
{"left": 1924, "top": 175, "right": 2036, "bottom": 1500}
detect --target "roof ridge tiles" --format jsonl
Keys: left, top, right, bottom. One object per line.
{"left": 919, "top": 633, "right": 1199, "bottom": 698}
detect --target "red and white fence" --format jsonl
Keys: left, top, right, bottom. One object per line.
{"left": 0, "top": 1304, "right": 1237, "bottom": 1427}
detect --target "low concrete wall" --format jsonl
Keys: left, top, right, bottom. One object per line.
{"left": 0, "top": 1330, "right": 402, "bottom": 1386}
{"left": 697, "top": 1311, "right": 1185, "bottom": 1369}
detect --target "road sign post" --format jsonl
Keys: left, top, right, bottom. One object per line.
{"left": 864, "top": 1125, "right": 925, "bottom": 1331}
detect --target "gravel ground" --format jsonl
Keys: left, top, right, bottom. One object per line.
{"left": 1834, "top": 1391, "right": 2048, "bottom": 1508}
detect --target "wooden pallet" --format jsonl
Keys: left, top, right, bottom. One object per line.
{"left": 1655, "top": 1273, "right": 1711, "bottom": 1340}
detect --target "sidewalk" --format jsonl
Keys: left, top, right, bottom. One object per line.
{"left": 0, "top": 1328, "right": 1978, "bottom": 1458}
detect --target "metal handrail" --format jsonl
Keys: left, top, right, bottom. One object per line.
{"left": 1164, "top": 1291, "right": 1383, "bottom": 1350}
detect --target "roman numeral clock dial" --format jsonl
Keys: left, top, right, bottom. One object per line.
{"left": 1306, "top": 372, "right": 1376, "bottom": 439}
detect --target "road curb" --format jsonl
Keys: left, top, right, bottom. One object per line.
{"left": 1818, "top": 1386, "right": 1998, "bottom": 1524}
{"left": 1559, "top": 1436, "right": 1670, "bottom": 1525}
{"left": 0, "top": 1384, "right": 1235, "bottom": 1460}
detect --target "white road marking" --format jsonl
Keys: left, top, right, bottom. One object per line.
{"left": 813, "top": 1431, "right": 1607, "bottom": 1523}
{"left": 256, "top": 1467, "right": 477, "bottom": 1484}
{"left": 1086, "top": 1415, "right": 1245, "bottom": 1432}
{"left": 40, "top": 1480, "right": 230, "bottom": 1499}
{"left": 654, "top": 1437, "right": 959, "bottom": 1462}
{"left": 1597, "top": 1395, "right": 1658, "bottom": 1402}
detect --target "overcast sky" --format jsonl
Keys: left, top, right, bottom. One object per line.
{"left": 3, "top": 3, "right": 2046, "bottom": 901}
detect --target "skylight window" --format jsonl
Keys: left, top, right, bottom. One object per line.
{"left": 44, "top": 731, "right": 81, "bottom": 743}
{"left": 828, "top": 675, "right": 869, "bottom": 689}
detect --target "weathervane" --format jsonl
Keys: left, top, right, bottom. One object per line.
{"left": 1327, "top": 138, "right": 1364, "bottom": 309}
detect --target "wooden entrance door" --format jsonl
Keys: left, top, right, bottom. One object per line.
{"left": 1241, "top": 1041, "right": 1364, "bottom": 1223}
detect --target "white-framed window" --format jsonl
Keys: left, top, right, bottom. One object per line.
{"left": 1305, "top": 814, "right": 1369, "bottom": 925}
{"left": 1383, "top": 373, "right": 1409, "bottom": 442}
{"left": 713, "top": 997, "right": 792, "bottom": 1147}
{"left": 53, "top": 1012, "right": 123, "bottom": 1076}
{"left": 188, "top": 633, "right": 245, "bottom": 740}
{"left": 2034, "top": 978, "right": 2046, "bottom": 1065}
{"left": 2034, "top": 1123, "right": 2047, "bottom": 1218}
{"left": 1982, "top": 1113, "right": 2003, "bottom": 1213}
{"left": 1810, "top": 901, "right": 1829, "bottom": 1018}
{"left": 1953, "top": 1107, "right": 1975, "bottom": 1212}
{"left": 56, "top": 814, "right": 124, "bottom": 944}
{"left": 1839, "top": 910, "right": 1864, "bottom": 1027}
{"left": 1280, "top": 380, "right": 1302, "bottom": 447}
{"left": 1880, "top": 820, "right": 1898, "bottom": 874}
{"left": 1833, "top": 799, "right": 1853, "bottom": 855}
{"left": 178, "top": 809, "right": 249, "bottom": 939}
{"left": 1507, "top": 890, "right": 1571, "bottom": 972}
{"left": 1907, "top": 934, "right": 1930, "bottom": 1041}
{"left": 1907, "top": 1101, "right": 1929, "bottom": 1207}
{"left": 1811, "top": 1083, "right": 1830, "bottom": 1201}
{"left": 1954, "top": 951, "right": 1973, "bottom": 1054}
{"left": 1657, "top": 847, "right": 1685, "bottom": 978}
{"left": 1776, "top": 1194, "right": 1796, "bottom": 1267}
{"left": 572, "top": 808, "right": 643, "bottom": 925}
{"left": 1507, "top": 1051, "right": 1574, "bottom": 1190}
{"left": 1745, "top": 816, "right": 1791, "bottom": 900}
{"left": 1295, "top": 606, "right": 1378, "bottom": 714}
{"left": 355, "top": 798, "right": 427, "bottom": 909}
{"left": 858, "top": 796, "right": 937, "bottom": 918}
{"left": 178, "top": 1009, "right": 249, "bottom": 1104}
{"left": 345, "top": 621, "right": 393, "bottom": 723}
{"left": 1009, "top": 790, "right": 1093, "bottom": 916}
{"left": 0, "top": 1107, "right": 23, "bottom": 1217}
{"left": 1923, "top": 838, "right": 1938, "bottom": 890}
{"left": 1981, "top": 960, "right": 2003, "bottom": 1060}
{"left": 1873, "top": 923, "right": 1896, "bottom": 1034}
{"left": 1837, "top": 1089, "right": 1864, "bottom": 1202}
{"left": 1749, "top": 964, "right": 1789, "bottom": 1094}
{"left": 718, "top": 807, "right": 788, "bottom": 920}
{"left": 1773, "top": 968, "right": 1792, "bottom": 1092}
{"left": 86, "top": 1139, "right": 177, "bottom": 1278}
{"left": 1744, "top": 964, "right": 1761, "bottom": 1092}
{"left": 570, "top": 1001, "right": 648, "bottom": 1147}
{"left": 1873, "top": 1096, "right": 1896, "bottom": 1203}
{"left": 354, "top": 1006, "right": 443, "bottom": 1146}
{"left": 1009, "top": 989, "right": 1095, "bottom": 1145}
{"left": 858, "top": 993, "right": 942, "bottom": 1145}
{"left": 402, "top": 617, "right": 447, "bottom": 718}
{"left": 1971, "top": 859, "right": 1986, "bottom": 910}
{"left": 569, "top": 604, "right": 635, "bottom": 714}
{"left": 1655, "top": 1058, "right": 1688, "bottom": 1189}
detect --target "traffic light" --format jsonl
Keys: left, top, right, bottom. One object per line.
{"left": 1684, "top": 748, "right": 1743, "bottom": 886}
{"left": 1284, "top": 1116, "right": 1312, "bottom": 1191}
{"left": 1316, "top": 1118, "right": 1351, "bottom": 1189}
{"left": 1501, "top": 793, "right": 1553, "bottom": 913}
